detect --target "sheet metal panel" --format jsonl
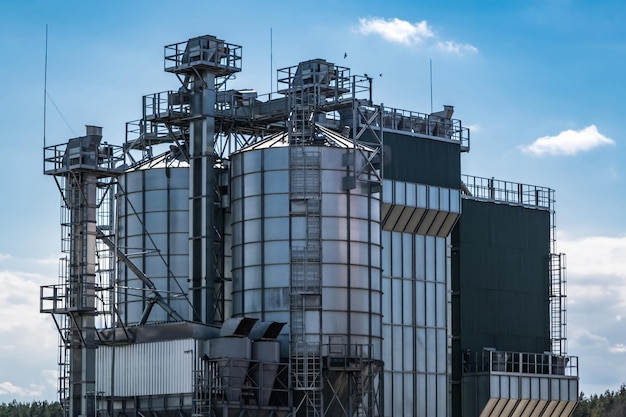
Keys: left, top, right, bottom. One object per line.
{"left": 117, "top": 167, "right": 191, "bottom": 325}
{"left": 231, "top": 145, "right": 383, "bottom": 359}
{"left": 381, "top": 179, "right": 461, "bottom": 237}
{"left": 95, "top": 338, "right": 196, "bottom": 396}
{"left": 464, "top": 374, "right": 578, "bottom": 417}
{"left": 364, "top": 130, "right": 461, "bottom": 188}
{"left": 453, "top": 198, "right": 551, "bottom": 353}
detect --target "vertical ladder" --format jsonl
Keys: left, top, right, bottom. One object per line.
{"left": 289, "top": 83, "right": 320, "bottom": 144}
{"left": 192, "top": 365, "right": 211, "bottom": 417}
{"left": 58, "top": 257, "right": 71, "bottom": 417}
{"left": 95, "top": 180, "right": 116, "bottom": 328}
{"left": 549, "top": 253, "right": 567, "bottom": 355}
{"left": 289, "top": 146, "right": 323, "bottom": 417}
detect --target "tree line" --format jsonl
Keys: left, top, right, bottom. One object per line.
{"left": 574, "top": 385, "right": 626, "bottom": 417}
{"left": 0, "top": 401, "right": 63, "bottom": 417}
{"left": 2, "top": 388, "right": 626, "bottom": 417}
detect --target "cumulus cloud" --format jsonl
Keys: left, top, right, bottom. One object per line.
{"left": 559, "top": 232, "right": 626, "bottom": 393}
{"left": 436, "top": 40, "right": 478, "bottom": 54}
{"left": 0, "top": 381, "right": 43, "bottom": 397}
{"left": 0, "top": 253, "right": 12, "bottom": 262}
{"left": 521, "top": 125, "right": 615, "bottom": 156}
{"left": 357, "top": 17, "right": 477, "bottom": 54}
{"left": 0, "top": 268, "right": 59, "bottom": 402}
{"left": 358, "top": 17, "right": 433, "bottom": 45}
{"left": 559, "top": 234, "right": 626, "bottom": 278}
{"left": 0, "top": 270, "right": 58, "bottom": 335}
{"left": 609, "top": 344, "right": 626, "bottom": 353}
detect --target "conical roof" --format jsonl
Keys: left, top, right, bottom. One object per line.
{"left": 238, "top": 124, "right": 376, "bottom": 152}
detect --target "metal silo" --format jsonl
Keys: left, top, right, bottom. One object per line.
{"left": 230, "top": 127, "right": 383, "bottom": 416}
{"left": 117, "top": 147, "right": 191, "bottom": 325}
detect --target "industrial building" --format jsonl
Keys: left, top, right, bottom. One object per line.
{"left": 40, "top": 34, "right": 579, "bottom": 417}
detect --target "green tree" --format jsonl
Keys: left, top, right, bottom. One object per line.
{"left": 0, "top": 401, "right": 62, "bottom": 417}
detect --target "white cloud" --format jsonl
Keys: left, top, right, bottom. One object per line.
{"left": 521, "top": 125, "right": 615, "bottom": 156}
{"left": 357, "top": 17, "right": 477, "bottom": 55}
{"left": 0, "top": 254, "right": 12, "bottom": 262}
{"left": 358, "top": 17, "right": 433, "bottom": 45}
{"left": 609, "top": 344, "right": 626, "bottom": 353}
{"left": 0, "top": 268, "right": 59, "bottom": 402}
{"left": 0, "top": 381, "right": 43, "bottom": 397}
{"left": 559, "top": 234, "right": 626, "bottom": 278}
{"left": 436, "top": 40, "right": 478, "bottom": 54}
{"left": 0, "top": 270, "right": 58, "bottom": 335}
{"left": 557, "top": 232, "right": 626, "bottom": 394}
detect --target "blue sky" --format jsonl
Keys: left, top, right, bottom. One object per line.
{"left": 1, "top": 0, "right": 625, "bottom": 402}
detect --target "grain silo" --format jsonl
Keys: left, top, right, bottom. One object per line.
{"left": 40, "top": 34, "right": 579, "bottom": 417}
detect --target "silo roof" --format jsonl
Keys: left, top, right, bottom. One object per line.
{"left": 125, "top": 146, "right": 190, "bottom": 172}
{"left": 239, "top": 124, "right": 376, "bottom": 152}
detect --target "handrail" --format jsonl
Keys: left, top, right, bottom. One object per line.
{"left": 461, "top": 174, "right": 554, "bottom": 210}
{"left": 463, "top": 349, "right": 578, "bottom": 377}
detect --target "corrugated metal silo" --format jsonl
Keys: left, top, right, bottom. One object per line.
{"left": 117, "top": 149, "right": 191, "bottom": 324}
{"left": 230, "top": 132, "right": 383, "bottom": 359}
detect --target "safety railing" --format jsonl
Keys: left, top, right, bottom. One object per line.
{"left": 164, "top": 36, "right": 242, "bottom": 76}
{"left": 277, "top": 61, "right": 351, "bottom": 95}
{"left": 461, "top": 174, "right": 554, "bottom": 210}
{"left": 40, "top": 282, "right": 98, "bottom": 314}
{"left": 43, "top": 142, "right": 124, "bottom": 175}
{"left": 143, "top": 90, "right": 190, "bottom": 122}
{"left": 359, "top": 106, "right": 470, "bottom": 150}
{"left": 463, "top": 349, "right": 578, "bottom": 377}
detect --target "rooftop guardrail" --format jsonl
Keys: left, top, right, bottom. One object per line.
{"left": 464, "top": 349, "right": 578, "bottom": 378}
{"left": 461, "top": 174, "right": 554, "bottom": 210}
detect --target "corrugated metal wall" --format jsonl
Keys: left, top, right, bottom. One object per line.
{"left": 452, "top": 198, "right": 551, "bottom": 353}
{"left": 362, "top": 130, "right": 461, "bottom": 188}
{"left": 96, "top": 339, "right": 197, "bottom": 396}
{"left": 117, "top": 166, "right": 191, "bottom": 325}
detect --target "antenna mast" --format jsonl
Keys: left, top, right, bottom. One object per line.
{"left": 43, "top": 24, "right": 48, "bottom": 161}
{"left": 270, "top": 28, "right": 274, "bottom": 100}
{"left": 429, "top": 59, "right": 433, "bottom": 113}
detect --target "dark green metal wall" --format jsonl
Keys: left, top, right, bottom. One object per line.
{"left": 361, "top": 130, "right": 461, "bottom": 187}
{"left": 451, "top": 198, "right": 551, "bottom": 354}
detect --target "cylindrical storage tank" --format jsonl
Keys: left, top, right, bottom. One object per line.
{"left": 116, "top": 153, "right": 190, "bottom": 325}
{"left": 230, "top": 136, "right": 383, "bottom": 361}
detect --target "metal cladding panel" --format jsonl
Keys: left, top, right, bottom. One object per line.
{"left": 207, "top": 337, "right": 252, "bottom": 358}
{"left": 381, "top": 179, "right": 461, "bottom": 237}
{"left": 463, "top": 374, "right": 578, "bottom": 417}
{"left": 230, "top": 145, "right": 383, "bottom": 360}
{"left": 382, "top": 227, "right": 449, "bottom": 416}
{"left": 117, "top": 167, "right": 191, "bottom": 325}
{"left": 95, "top": 338, "right": 196, "bottom": 396}
{"left": 361, "top": 129, "right": 461, "bottom": 188}
{"left": 452, "top": 198, "right": 551, "bottom": 354}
